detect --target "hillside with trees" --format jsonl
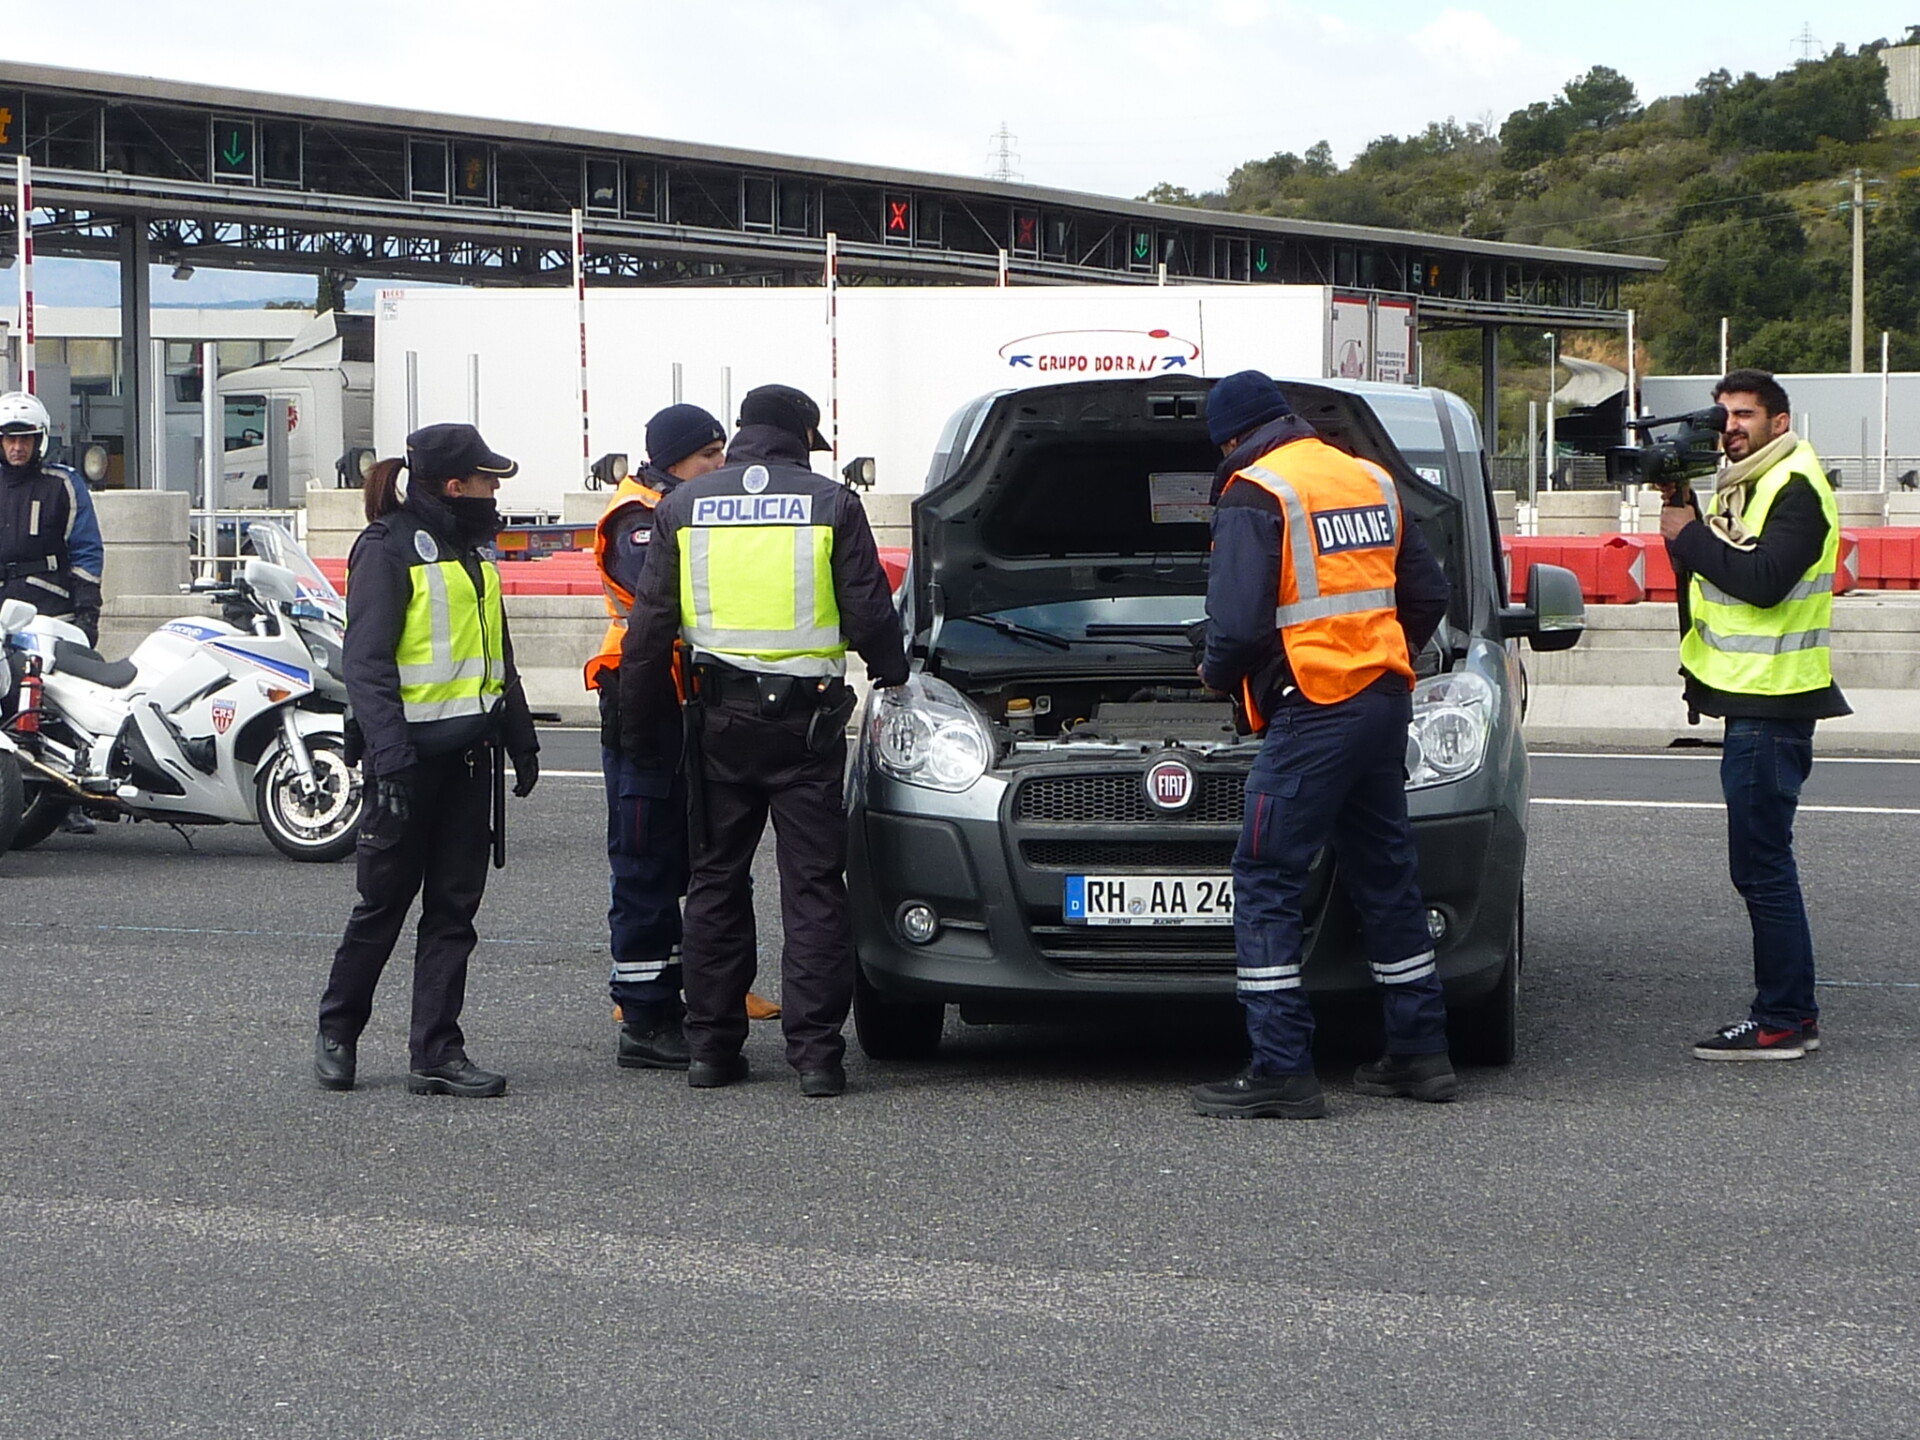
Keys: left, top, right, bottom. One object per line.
{"left": 1141, "top": 30, "right": 1919, "bottom": 452}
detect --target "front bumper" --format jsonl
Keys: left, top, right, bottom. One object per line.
{"left": 848, "top": 769, "right": 1525, "bottom": 1015}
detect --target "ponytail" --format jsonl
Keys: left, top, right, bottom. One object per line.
{"left": 364, "top": 458, "right": 405, "bottom": 523}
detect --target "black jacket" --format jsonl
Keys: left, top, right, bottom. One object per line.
{"left": 1201, "top": 416, "right": 1451, "bottom": 714}
{"left": 617, "top": 427, "right": 908, "bottom": 751}
{"left": 602, "top": 464, "right": 682, "bottom": 601}
{"left": 342, "top": 487, "right": 539, "bottom": 778}
{"left": 1665, "top": 475, "right": 1851, "bottom": 721}
{"left": 0, "top": 459, "right": 104, "bottom": 632}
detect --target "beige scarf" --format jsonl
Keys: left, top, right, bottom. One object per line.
{"left": 1704, "top": 429, "right": 1798, "bottom": 551}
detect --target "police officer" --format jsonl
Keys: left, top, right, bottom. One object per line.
{"left": 618, "top": 384, "right": 908, "bottom": 1097}
{"left": 0, "top": 392, "right": 104, "bottom": 646}
{"left": 1660, "top": 369, "right": 1847, "bottom": 1061}
{"left": 0, "top": 392, "right": 107, "bottom": 834}
{"left": 1187, "top": 371, "right": 1453, "bottom": 1120}
{"left": 584, "top": 405, "right": 725, "bottom": 1070}
{"left": 314, "top": 423, "right": 540, "bottom": 1098}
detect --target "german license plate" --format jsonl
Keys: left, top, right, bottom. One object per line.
{"left": 1064, "top": 874, "right": 1235, "bottom": 926}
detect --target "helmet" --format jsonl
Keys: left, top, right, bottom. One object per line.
{"left": 0, "top": 392, "right": 49, "bottom": 465}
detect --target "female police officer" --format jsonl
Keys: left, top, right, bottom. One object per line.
{"left": 314, "top": 423, "right": 540, "bottom": 1098}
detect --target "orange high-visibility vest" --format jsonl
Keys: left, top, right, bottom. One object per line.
{"left": 1221, "top": 436, "right": 1413, "bottom": 708}
{"left": 582, "top": 476, "right": 666, "bottom": 690}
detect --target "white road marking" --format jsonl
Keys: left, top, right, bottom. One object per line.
{"left": 1534, "top": 798, "right": 1920, "bottom": 816}
{"left": 1533, "top": 752, "right": 1920, "bottom": 766}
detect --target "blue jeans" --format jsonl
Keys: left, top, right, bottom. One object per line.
{"left": 1720, "top": 717, "right": 1817, "bottom": 1028}
{"left": 1232, "top": 686, "right": 1449, "bottom": 1075}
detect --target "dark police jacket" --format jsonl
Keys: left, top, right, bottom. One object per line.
{"left": 342, "top": 486, "right": 539, "bottom": 779}
{"left": 616, "top": 426, "right": 908, "bottom": 754}
{"left": 0, "top": 459, "right": 105, "bottom": 627}
{"left": 1201, "top": 414, "right": 1450, "bottom": 715}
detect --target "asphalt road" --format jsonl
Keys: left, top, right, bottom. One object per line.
{"left": 2, "top": 737, "right": 1917, "bottom": 1439}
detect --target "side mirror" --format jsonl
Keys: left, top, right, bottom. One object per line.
{"left": 1498, "top": 562, "right": 1585, "bottom": 652}
{"left": 0, "top": 598, "right": 33, "bottom": 633}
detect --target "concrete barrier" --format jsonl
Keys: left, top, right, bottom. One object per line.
{"left": 561, "top": 490, "right": 610, "bottom": 526}
{"left": 1836, "top": 490, "right": 1887, "bottom": 528}
{"left": 1888, "top": 492, "right": 1920, "bottom": 525}
{"left": 93, "top": 490, "right": 190, "bottom": 608}
{"left": 305, "top": 487, "right": 367, "bottom": 560}
{"left": 862, "top": 491, "right": 913, "bottom": 550}
{"left": 1534, "top": 491, "right": 1622, "bottom": 536}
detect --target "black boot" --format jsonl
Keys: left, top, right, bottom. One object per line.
{"left": 407, "top": 1056, "right": 508, "bottom": 1098}
{"left": 617, "top": 1009, "right": 690, "bottom": 1070}
{"left": 1353, "top": 1052, "right": 1458, "bottom": 1102}
{"left": 1189, "top": 1069, "right": 1326, "bottom": 1119}
{"left": 314, "top": 1032, "right": 356, "bottom": 1092}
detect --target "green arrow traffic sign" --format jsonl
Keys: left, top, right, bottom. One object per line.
{"left": 1134, "top": 232, "right": 1151, "bottom": 260}
{"left": 222, "top": 131, "right": 247, "bottom": 167}
{"left": 1255, "top": 247, "right": 1269, "bottom": 274}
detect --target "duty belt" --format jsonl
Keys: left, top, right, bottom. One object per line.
{"left": 691, "top": 663, "right": 826, "bottom": 712}
{"left": 0, "top": 556, "right": 59, "bottom": 580}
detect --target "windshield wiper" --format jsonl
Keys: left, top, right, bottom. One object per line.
{"left": 963, "top": 615, "right": 1073, "bottom": 650}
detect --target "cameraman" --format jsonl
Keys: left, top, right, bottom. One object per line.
{"left": 1658, "top": 369, "right": 1848, "bottom": 1062}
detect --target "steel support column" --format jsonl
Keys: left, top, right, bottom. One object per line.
{"left": 1480, "top": 325, "right": 1500, "bottom": 458}
{"left": 119, "top": 219, "right": 155, "bottom": 488}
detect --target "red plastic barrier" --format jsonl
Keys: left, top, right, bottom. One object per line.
{"left": 878, "top": 545, "right": 908, "bottom": 593}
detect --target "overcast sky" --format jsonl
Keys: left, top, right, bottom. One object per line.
{"left": 8, "top": 1, "right": 1914, "bottom": 305}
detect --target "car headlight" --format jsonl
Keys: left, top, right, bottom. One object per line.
{"left": 1405, "top": 670, "right": 1493, "bottom": 789}
{"left": 869, "top": 673, "right": 993, "bottom": 792}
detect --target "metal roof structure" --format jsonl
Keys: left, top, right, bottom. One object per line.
{"left": 0, "top": 61, "right": 1665, "bottom": 480}
{"left": 0, "top": 61, "right": 1657, "bottom": 324}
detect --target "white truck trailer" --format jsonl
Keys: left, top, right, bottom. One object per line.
{"left": 370, "top": 284, "right": 1416, "bottom": 515}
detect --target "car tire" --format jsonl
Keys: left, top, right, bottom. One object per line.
{"left": 853, "top": 965, "right": 945, "bottom": 1061}
{"left": 1452, "top": 892, "right": 1521, "bottom": 1067}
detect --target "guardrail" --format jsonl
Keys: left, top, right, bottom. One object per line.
{"left": 188, "top": 508, "right": 305, "bottom": 581}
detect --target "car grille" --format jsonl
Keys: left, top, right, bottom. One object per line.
{"left": 1022, "top": 838, "right": 1237, "bottom": 870}
{"left": 1030, "top": 924, "right": 1236, "bottom": 975}
{"left": 1014, "top": 772, "right": 1244, "bottom": 825}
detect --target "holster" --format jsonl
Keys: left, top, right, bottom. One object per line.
{"left": 805, "top": 678, "right": 857, "bottom": 754}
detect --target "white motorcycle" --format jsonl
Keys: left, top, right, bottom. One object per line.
{"left": 0, "top": 520, "right": 363, "bottom": 861}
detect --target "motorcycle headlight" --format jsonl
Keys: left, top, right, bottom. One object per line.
{"left": 869, "top": 673, "right": 993, "bottom": 792}
{"left": 1405, "top": 670, "right": 1493, "bottom": 790}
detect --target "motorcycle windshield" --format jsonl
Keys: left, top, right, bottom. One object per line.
{"left": 247, "top": 521, "right": 342, "bottom": 606}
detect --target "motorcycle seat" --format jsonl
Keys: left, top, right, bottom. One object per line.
{"left": 53, "top": 640, "right": 140, "bottom": 690}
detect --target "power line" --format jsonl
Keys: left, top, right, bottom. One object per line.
{"left": 1793, "top": 22, "right": 1823, "bottom": 63}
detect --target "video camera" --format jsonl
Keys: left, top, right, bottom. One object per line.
{"left": 1605, "top": 405, "right": 1726, "bottom": 502}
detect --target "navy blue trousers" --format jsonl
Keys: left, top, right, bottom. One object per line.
{"left": 603, "top": 744, "right": 688, "bottom": 1015}
{"left": 1233, "top": 686, "right": 1449, "bottom": 1075}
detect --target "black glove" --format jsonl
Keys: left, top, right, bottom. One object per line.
{"left": 511, "top": 750, "right": 539, "bottom": 798}
{"left": 73, "top": 610, "right": 100, "bottom": 648}
{"left": 369, "top": 767, "right": 414, "bottom": 833}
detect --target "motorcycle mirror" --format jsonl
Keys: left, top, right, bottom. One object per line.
{"left": 0, "top": 598, "right": 32, "bottom": 632}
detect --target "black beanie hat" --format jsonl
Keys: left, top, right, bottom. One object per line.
{"left": 645, "top": 404, "right": 726, "bottom": 470}
{"left": 1205, "top": 370, "right": 1294, "bottom": 447}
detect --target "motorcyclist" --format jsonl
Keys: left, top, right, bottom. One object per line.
{"left": 0, "top": 392, "right": 104, "bottom": 646}
{"left": 1, "top": 392, "right": 107, "bottom": 836}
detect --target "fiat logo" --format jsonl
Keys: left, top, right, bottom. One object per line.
{"left": 1144, "top": 756, "right": 1196, "bottom": 813}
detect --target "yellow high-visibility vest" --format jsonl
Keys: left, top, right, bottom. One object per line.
{"left": 1680, "top": 440, "right": 1836, "bottom": 696}
{"left": 395, "top": 557, "right": 507, "bottom": 723}
{"left": 675, "top": 484, "right": 846, "bottom": 678}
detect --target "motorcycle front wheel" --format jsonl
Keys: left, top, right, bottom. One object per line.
{"left": 257, "top": 736, "right": 362, "bottom": 863}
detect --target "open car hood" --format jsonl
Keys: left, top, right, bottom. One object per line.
{"left": 911, "top": 376, "right": 1465, "bottom": 644}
